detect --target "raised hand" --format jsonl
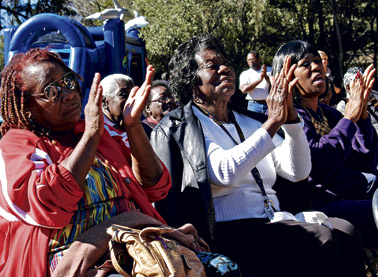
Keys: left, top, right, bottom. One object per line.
{"left": 362, "top": 64, "right": 376, "bottom": 99}
{"left": 283, "top": 56, "right": 299, "bottom": 122}
{"left": 123, "top": 65, "right": 155, "bottom": 127}
{"left": 345, "top": 65, "right": 375, "bottom": 122}
{"left": 121, "top": 65, "right": 163, "bottom": 187}
{"left": 261, "top": 64, "right": 267, "bottom": 80}
{"left": 62, "top": 72, "right": 104, "bottom": 188}
{"left": 84, "top": 72, "right": 104, "bottom": 137}
{"left": 361, "top": 64, "right": 376, "bottom": 120}
{"left": 267, "top": 56, "right": 298, "bottom": 125}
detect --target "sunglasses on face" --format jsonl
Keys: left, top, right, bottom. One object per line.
{"left": 148, "top": 96, "right": 173, "bottom": 104}
{"left": 31, "top": 71, "right": 78, "bottom": 102}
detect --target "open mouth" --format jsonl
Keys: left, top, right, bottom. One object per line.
{"left": 312, "top": 75, "right": 325, "bottom": 84}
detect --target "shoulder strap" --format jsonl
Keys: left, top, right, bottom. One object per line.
{"left": 229, "top": 103, "right": 285, "bottom": 138}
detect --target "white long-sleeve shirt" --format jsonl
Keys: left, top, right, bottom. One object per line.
{"left": 193, "top": 106, "right": 311, "bottom": 222}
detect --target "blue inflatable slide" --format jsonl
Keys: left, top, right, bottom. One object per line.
{"left": 3, "top": 13, "right": 147, "bottom": 114}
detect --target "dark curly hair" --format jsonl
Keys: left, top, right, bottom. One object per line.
{"left": 0, "top": 48, "right": 82, "bottom": 137}
{"left": 168, "top": 34, "right": 228, "bottom": 105}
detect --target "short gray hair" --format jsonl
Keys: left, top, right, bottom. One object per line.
{"left": 343, "top": 67, "right": 364, "bottom": 90}
{"left": 100, "top": 74, "right": 134, "bottom": 99}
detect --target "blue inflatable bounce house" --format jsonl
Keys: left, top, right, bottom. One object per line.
{"left": 3, "top": 12, "right": 147, "bottom": 114}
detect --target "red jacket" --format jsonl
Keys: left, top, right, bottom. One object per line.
{"left": 0, "top": 121, "right": 171, "bottom": 276}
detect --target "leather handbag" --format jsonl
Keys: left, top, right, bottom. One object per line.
{"left": 107, "top": 224, "right": 206, "bottom": 276}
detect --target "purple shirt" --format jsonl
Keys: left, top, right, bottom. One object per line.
{"left": 295, "top": 103, "right": 378, "bottom": 201}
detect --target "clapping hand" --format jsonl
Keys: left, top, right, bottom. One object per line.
{"left": 345, "top": 64, "right": 375, "bottom": 122}
{"left": 84, "top": 72, "right": 104, "bottom": 138}
{"left": 261, "top": 64, "right": 267, "bottom": 80}
{"left": 123, "top": 65, "right": 155, "bottom": 127}
{"left": 267, "top": 56, "right": 298, "bottom": 125}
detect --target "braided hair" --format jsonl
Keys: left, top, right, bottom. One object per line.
{"left": 0, "top": 48, "right": 82, "bottom": 137}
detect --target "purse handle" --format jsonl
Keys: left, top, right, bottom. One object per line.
{"left": 108, "top": 228, "right": 132, "bottom": 277}
{"left": 107, "top": 225, "right": 175, "bottom": 276}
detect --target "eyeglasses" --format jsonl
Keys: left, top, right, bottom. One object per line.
{"left": 148, "top": 96, "right": 173, "bottom": 104}
{"left": 31, "top": 71, "right": 77, "bottom": 102}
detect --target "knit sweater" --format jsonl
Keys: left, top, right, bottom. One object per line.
{"left": 193, "top": 106, "right": 311, "bottom": 222}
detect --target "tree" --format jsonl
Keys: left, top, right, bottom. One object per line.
{"left": 0, "top": 0, "right": 77, "bottom": 70}
{"left": 0, "top": 0, "right": 77, "bottom": 30}
{"left": 1, "top": 0, "right": 377, "bottom": 90}
{"left": 131, "top": 0, "right": 281, "bottom": 74}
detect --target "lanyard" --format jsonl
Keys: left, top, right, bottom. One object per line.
{"left": 194, "top": 104, "right": 276, "bottom": 220}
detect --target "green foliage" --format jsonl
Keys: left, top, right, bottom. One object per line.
{"left": 1, "top": 0, "right": 377, "bottom": 88}
{"left": 1, "top": 0, "right": 77, "bottom": 28}
{"left": 0, "top": 0, "right": 77, "bottom": 67}
{"left": 131, "top": 0, "right": 378, "bottom": 88}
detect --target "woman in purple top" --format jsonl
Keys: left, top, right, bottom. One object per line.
{"left": 272, "top": 40, "right": 378, "bottom": 249}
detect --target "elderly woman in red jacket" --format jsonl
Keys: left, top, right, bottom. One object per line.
{"left": 0, "top": 48, "right": 208, "bottom": 276}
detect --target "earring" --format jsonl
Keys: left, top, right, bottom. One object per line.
{"left": 24, "top": 108, "right": 32, "bottom": 122}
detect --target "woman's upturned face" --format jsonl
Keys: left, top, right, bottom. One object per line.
{"left": 194, "top": 49, "right": 235, "bottom": 102}
{"left": 23, "top": 61, "right": 82, "bottom": 132}
{"left": 294, "top": 53, "right": 326, "bottom": 99}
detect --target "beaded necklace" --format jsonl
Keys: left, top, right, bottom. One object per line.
{"left": 301, "top": 105, "right": 330, "bottom": 136}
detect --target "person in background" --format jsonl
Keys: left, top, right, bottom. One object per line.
{"left": 318, "top": 50, "right": 333, "bottom": 78}
{"left": 272, "top": 40, "right": 378, "bottom": 250}
{"left": 100, "top": 73, "right": 135, "bottom": 131}
{"left": 161, "top": 72, "right": 170, "bottom": 81}
{"left": 239, "top": 51, "right": 271, "bottom": 114}
{"left": 318, "top": 50, "right": 342, "bottom": 106}
{"left": 337, "top": 67, "right": 364, "bottom": 115}
{"left": 0, "top": 48, "right": 208, "bottom": 276}
{"left": 142, "top": 80, "right": 176, "bottom": 137}
{"left": 338, "top": 67, "right": 378, "bottom": 133}
{"left": 151, "top": 34, "right": 366, "bottom": 276}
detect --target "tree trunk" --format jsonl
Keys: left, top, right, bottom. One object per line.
{"left": 330, "top": 0, "right": 344, "bottom": 77}
{"left": 373, "top": 0, "right": 378, "bottom": 73}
